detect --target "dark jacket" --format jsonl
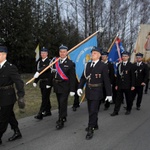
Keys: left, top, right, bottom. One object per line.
{"left": 34, "top": 58, "right": 53, "bottom": 88}
{"left": 79, "top": 60, "right": 112, "bottom": 100}
{"left": 116, "top": 62, "right": 135, "bottom": 89}
{"left": 0, "top": 61, "right": 25, "bottom": 106}
{"left": 133, "top": 62, "right": 149, "bottom": 86}
{"left": 52, "top": 58, "right": 76, "bottom": 93}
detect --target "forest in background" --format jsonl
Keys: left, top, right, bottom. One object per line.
{"left": 0, "top": 0, "right": 150, "bottom": 72}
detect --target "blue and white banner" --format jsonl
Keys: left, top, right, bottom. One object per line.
{"left": 69, "top": 36, "right": 97, "bottom": 80}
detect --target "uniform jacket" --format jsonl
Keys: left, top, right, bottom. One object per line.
{"left": 34, "top": 58, "right": 53, "bottom": 88}
{"left": 52, "top": 58, "right": 76, "bottom": 93}
{"left": 116, "top": 62, "right": 135, "bottom": 89}
{"left": 133, "top": 62, "right": 149, "bottom": 86}
{"left": 0, "top": 61, "right": 25, "bottom": 106}
{"left": 105, "top": 61, "right": 115, "bottom": 84}
{"left": 79, "top": 60, "right": 112, "bottom": 100}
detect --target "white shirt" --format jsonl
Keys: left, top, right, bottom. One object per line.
{"left": 0, "top": 60, "right": 7, "bottom": 68}
{"left": 60, "top": 57, "right": 67, "bottom": 63}
{"left": 122, "top": 61, "right": 128, "bottom": 66}
{"left": 42, "top": 57, "right": 48, "bottom": 62}
{"left": 137, "top": 61, "right": 142, "bottom": 66}
{"left": 91, "top": 59, "right": 99, "bottom": 67}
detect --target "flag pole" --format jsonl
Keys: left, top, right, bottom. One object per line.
{"left": 107, "top": 33, "right": 119, "bottom": 53}
{"left": 26, "top": 28, "right": 103, "bottom": 85}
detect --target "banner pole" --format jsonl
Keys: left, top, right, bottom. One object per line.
{"left": 26, "top": 28, "right": 103, "bottom": 85}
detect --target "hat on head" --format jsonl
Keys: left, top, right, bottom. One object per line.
{"left": 136, "top": 53, "right": 143, "bottom": 57}
{"left": 59, "top": 44, "right": 68, "bottom": 50}
{"left": 101, "top": 51, "right": 108, "bottom": 56}
{"left": 91, "top": 46, "right": 101, "bottom": 54}
{"left": 41, "top": 47, "right": 48, "bottom": 52}
{"left": 121, "top": 51, "right": 130, "bottom": 56}
{"left": 0, "top": 46, "right": 8, "bottom": 53}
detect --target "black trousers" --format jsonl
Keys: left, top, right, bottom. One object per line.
{"left": 56, "top": 92, "right": 69, "bottom": 118}
{"left": 87, "top": 99, "right": 100, "bottom": 128}
{"left": 72, "top": 92, "right": 80, "bottom": 108}
{"left": 132, "top": 86, "right": 144, "bottom": 108}
{"left": 0, "top": 104, "right": 18, "bottom": 139}
{"left": 40, "top": 87, "right": 51, "bottom": 113}
{"left": 114, "top": 89, "right": 132, "bottom": 112}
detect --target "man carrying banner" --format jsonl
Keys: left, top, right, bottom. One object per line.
{"left": 77, "top": 47, "right": 112, "bottom": 140}
{"left": 111, "top": 51, "right": 135, "bottom": 116}
{"left": 51, "top": 45, "right": 76, "bottom": 129}
{"left": 33, "top": 47, "right": 53, "bottom": 120}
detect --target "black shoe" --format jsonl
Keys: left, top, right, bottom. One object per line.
{"left": 56, "top": 117, "right": 67, "bottom": 124}
{"left": 8, "top": 129, "right": 22, "bottom": 142}
{"left": 0, "top": 139, "right": 2, "bottom": 145}
{"left": 137, "top": 107, "right": 140, "bottom": 110}
{"left": 86, "top": 127, "right": 94, "bottom": 140}
{"left": 125, "top": 111, "right": 131, "bottom": 115}
{"left": 110, "top": 112, "right": 118, "bottom": 116}
{"left": 34, "top": 113, "right": 43, "bottom": 120}
{"left": 72, "top": 107, "right": 77, "bottom": 111}
{"left": 42, "top": 111, "right": 52, "bottom": 117}
{"left": 85, "top": 125, "right": 99, "bottom": 131}
{"left": 56, "top": 119, "right": 64, "bottom": 130}
{"left": 104, "top": 107, "right": 108, "bottom": 111}
{"left": 123, "top": 106, "right": 127, "bottom": 110}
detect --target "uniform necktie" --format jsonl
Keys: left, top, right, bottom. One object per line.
{"left": 89, "top": 62, "right": 95, "bottom": 73}
{"left": 123, "top": 63, "right": 126, "bottom": 66}
{"left": 137, "top": 63, "right": 140, "bottom": 66}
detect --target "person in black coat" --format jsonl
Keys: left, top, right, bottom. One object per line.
{"left": 101, "top": 51, "right": 115, "bottom": 110}
{"left": 0, "top": 45, "right": 25, "bottom": 145}
{"left": 51, "top": 45, "right": 76, "bottom": 129}
{"left": 77, "top": 47, "right": 112, "bottom": 140}
{"left": 132, "top": 53, "right": 149, "bottom": 110}
{"left": 111, "top": 51, "right": 135, "bottom": 116}
{"left": 33, "top": 47, "right": 53, "bottom": 120}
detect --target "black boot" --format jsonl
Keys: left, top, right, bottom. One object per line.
{"left": 85, "top": 125, "right": 99, "bottom": 131}
{"left": 8, "top": 128, "right": 22, "bottom": 142}
{"left": 56, "top": 118, "right": 64, "bottom": 130}
{"left": 0, "top": 139, "right": 2, "bottom": 145}
{"left": 42, "top": 111, "right": 52, "bottom": 117}
{"left": 34, "top": 113, "right": 43, "bottom": 120}
{"left": 56, "top": 117, "right": 67, "bottom": 124}
{"left": 86, "top": 127, "right": 94, "bottom": 140}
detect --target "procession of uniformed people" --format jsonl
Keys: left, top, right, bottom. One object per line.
{"left": 0, "top": 42, "right": 149, "bottom": 145}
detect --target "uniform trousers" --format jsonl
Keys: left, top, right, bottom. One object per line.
{"left": 114, "top": 89, "right": 132, "bottom": 112}
{"left": 72, "top": 92, "right": 79, "bottom": 108}
{"left": 132, "top": 86, "right": 144, "bottom": 108}
{"left": 40, "top": 87, "right": 51, "bottom": 113}
{"left": 87, "top": 99, "right": 100, "bottom": 128}
{"left": 0, "top": 104, "right": 18, "bottom": 139}
{"left": 56, "top": 92, "right": 69, "bottom": 118}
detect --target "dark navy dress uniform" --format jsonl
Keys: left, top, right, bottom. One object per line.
{"left": 112, "top": 60, "right": 135, "bottom": 115}
{"left": 34, "top": 57, "right": 53, "bottom": 118}
{"left": 79, "top": 60, "right": 111, "bottom": 129}
{"left": 132, "top": 53, "right": 149, "bottom": 109}
{"left": 52, "top": 57, "right": 76, "bottom": 119}
{"left": 0, "top": 46, "right": 25, "bottom": 144}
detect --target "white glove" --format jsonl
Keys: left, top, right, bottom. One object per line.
{"left": 34, "top": 72, "right": 40, "bottom": 78}
{"left": 105, "top": 96, "right": 112, "bottom": 102}
{"left": 33, "top": 83, "right": 37, "bottom": 87}
{"left": 70, "top": 92, "right": 75, "bottom": 96}
{"left": 77, "top": 89, "right": 83, "bottom": 97}
{"left": 46, "top": 85, "right": 51, "bottom": 89}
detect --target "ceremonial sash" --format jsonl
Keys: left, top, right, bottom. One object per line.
{"left": 55, "top": 58, "right": 69, "bottom": 80}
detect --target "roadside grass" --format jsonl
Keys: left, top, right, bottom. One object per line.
{"left": 14, "top": 74, "right": 75, "bottom": 119}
